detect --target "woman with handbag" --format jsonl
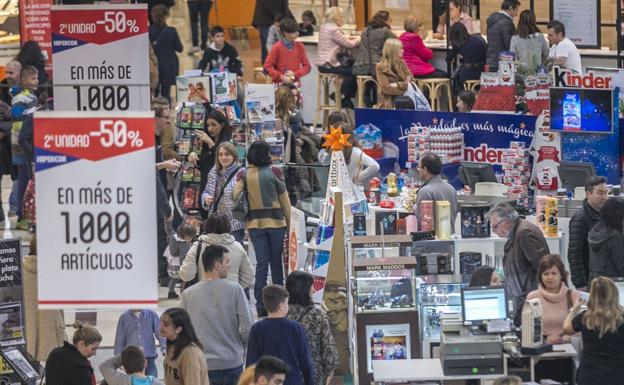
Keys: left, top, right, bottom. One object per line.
{"left": 316, "top": 6, "right": 360, "bottom": 108}
{"left": 232, "top": 140, "right": 291, "bottom": 317}
{"left": 201, "top": 142, "right": 245, "bottom": 243}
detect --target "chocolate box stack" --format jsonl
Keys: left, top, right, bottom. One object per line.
{"left": 501, "top": 141, "right": 531, "bottom": 206}
{"left": 407, "top": 125, "right": 463, "bottom": 165}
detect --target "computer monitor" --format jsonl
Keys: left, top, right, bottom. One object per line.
{"left": 612, "top": 278, "right": 624, "bottom": 306}
{"left": 461, "top": 286, "right": 508, "bottom": 325}
{"left": 557, "top": 161, "right": 596, "bottom": 192}
{"left": 458, "top": 162, "right": 498, "bottom": 194}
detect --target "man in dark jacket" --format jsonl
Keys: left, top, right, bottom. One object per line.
{"left": 568, "top": 176, "right": 608, "bottom": 290}
{"left": 485, "top": 0, "right": 520, "bottom": 71}
{"left": 198, "top": 26, "right": 243, "bottom": 76}
{"left": 587, "top": 197, "right": 624, "bottom": 283}
{"left": 487, "top": 203, "right": 549, "bottom": 322}
{"left": 252, "top": 0, "right": 293, "bottom": 64}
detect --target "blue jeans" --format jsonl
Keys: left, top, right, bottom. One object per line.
{"left": 208, "top": 365, "right": 243, "bottom": 385}
{"left": 15, "top": 164, "right": 30, "bottom": 220}
{"left": 258, "top": 26, "right": 270, "bottom": 65}
{"left": 250, "top": 227, "right": 286, "bottom": 315}
{"left": 9, "top": 180, "right": 17, "bottom": 213}
{"left": 231, "top": 229, "right": 245, "bottom": 244}
{"left": 146, "top": 356, "right": 157, "bottom": 377}
{"left": 187, "top": 1, "right": 212, "bottom": 48}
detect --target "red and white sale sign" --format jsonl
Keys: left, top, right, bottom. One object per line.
{"left": 51, "top": 4, "right": 150, "bottom": 111}
{"left": 19, "top": 0, "right": 53, "bottom": 75}
{"left": 34, "top": 111, "right": 157, "bottom": 309}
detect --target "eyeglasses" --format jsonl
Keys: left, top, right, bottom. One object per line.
{"left": 491, "top": 219, "right": 506, "bottom": 231}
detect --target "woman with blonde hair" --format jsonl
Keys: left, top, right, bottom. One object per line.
{"left": 375, "top": 38, "right": 413, "bottom": 109}
{"left": 563, "top": 276, "right": 624, "bottom": 385}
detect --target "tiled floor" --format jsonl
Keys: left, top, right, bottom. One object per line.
{"left": 2, "top": 1, "right": 265, "bottom": 380}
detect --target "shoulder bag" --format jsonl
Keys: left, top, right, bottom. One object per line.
{"left": 231, "top": 169, "right": 248, "bottom": 222}
{"left": 209, "top": 166, "right": 241, "bottom": 214}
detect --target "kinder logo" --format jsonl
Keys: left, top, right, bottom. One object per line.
{"left": 553, "top": 67, "right": 613, "bottom": 89}
{"left": 464, "top": 144, "right": 506, "bottom": 165}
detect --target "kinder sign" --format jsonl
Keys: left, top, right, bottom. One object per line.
{"left": 552, "top": 67, "right": 613, "bottom": 89}
{"left": 464, "top": 144, "right": 508, "bottom": 165}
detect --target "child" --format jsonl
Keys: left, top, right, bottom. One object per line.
{"left": 246, "top": 285, "right": 314, "bottom": 385}
{"left": 165, "top": 219, "right": 197, "bottom": 299}
{"left": 100, "top": 346, "right": 166, "bottom": 385}
{"left": 264, "top": 18, "right": 311, "bottom": 85}
{"left": 198, "top": 25, "right": 243, "bottom": 77}
{"left": 114, "top": 309, "right": 166, "bottom": 378}
{"left": 298, "top": 10, "right": 316, "bottom": 36}
{"left": 149, "top": 4, "right": 183, "bottom": 103}
{"left": 266, "top": 13, "right": 284, "bottom": 53}
{"left": 11, "top": 65, "right": 38, "bottom": 231}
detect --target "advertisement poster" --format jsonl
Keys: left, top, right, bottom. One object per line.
{"left": 211, "top": 72, "right": 238, "bottom": 103}
{"left": 365, "top": 323, "right": 411, "bottom": 373}
{"left": 19, "top": 0, "right": 53, "bottom": 74}
{"left": 552, "top": 0, "right": 598, "bottom": 47}
{"left": 0, "top": 238, "right": 24, "bottom": 347}
{"left": 34, "top": 111, "right": 157, "bottom": 309}
{"left": 51, "top": 4, "right": 150, "bottom": 111}
{"left": 288, "top": 206, "right": 306, "bottom": 273}
{"left": 176, "top": 76, "right": 211, "bottom": 104}
{"left": 245, "top": 83, "right": 275, "bottom": 123}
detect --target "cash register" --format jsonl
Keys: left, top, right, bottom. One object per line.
{"left": 440, "top": 286, "right": 508, "bottom": 376}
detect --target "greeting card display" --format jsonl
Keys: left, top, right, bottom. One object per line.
{"left": 176, "top": 76, "right": 211, "bottom": 104}
{"left": 460, "top": 206, "right": 490, "bottom": 238}
{"left": 211, "top": 72, "right": 238, "bottom": 103}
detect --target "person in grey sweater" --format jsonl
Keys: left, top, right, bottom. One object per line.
{"left": 415, "top": 153, "right": 458, "bottom": 230}
{"left": 509, "top": 10, "right": 549, "bottom": 73}
{"left": 99, "top": 346, "right": 165, "bottom": 385}
{"left": 180, "top": 244, "right": 254, "bottom": 385}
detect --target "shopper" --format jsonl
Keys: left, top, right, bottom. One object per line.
{"left": 468, "top": 266, "right": 501, "bottom": 287}
{"left": 456, "top": 90, "right": 475, "bottom": 112}
{"left": 149, "top": 4, "right": 183, "bottom": 103}
{"left": 434, "top": 0, "right": 473, "bottom": 37}
{"left": 286, "top": 271, "right": 339, "bottom": 385}
{"left": 485, "top": 0, "right": 520, "bottom": 72}
{"left": 22, "top": 238, "right": 65, "bottom": 362}
{"left": 375, "top": 38, "right": 411, "bottom": 109}
{"left": 253, "top": 357, "right": 289, "bottom": 385}
{"left": 510, "top": 10, "right": 549, "bottom": 73}
{"left": 160, "top": 308, "right": 209, "bottom": 385}
{"left": 180, "top": 213, "right": 254, "bottom": 291}
{"left": 233, "top": 141, "right": 291, "bottom": 316}
{"left": 0, "top": 60, "right": 21, "bottom": 105}
{"left": 11, "top": 65, "right": 39, "bottom": 231}
{"left": 186, "top": 0, "right": 212, "bottom": 54}
{"left": 198, "top": 26, "right": 243, "bottom": 76}
{"left": 181, "top": 244, "right": 253, "bottom": 385}
{"left": 568, "top": 176, "right": 608, "bottom": 290}
{"left": 564, "top": 277, "right": 624, "bottom": 385}
{"left": 299, "top": 10, "right": 316, "bottom": 36}
{"left": 264, "top": 18, "right": 311, "bottom": 84}
{"left": 165, "top": 220, "right": 197, "bottom": 298}
{"left": 100, "top": 346, "right": 166, "bottom": 385}
{"left": 318, "top": 125, "right": 380, "bottom": 186}
{"left": 252, "top": 0, "right": 293, "bottom": 64}
{"left": 114, "top": 309, "right": 166, "bottom": 377}
{"left": 352, "top": 10, "right": 395, "bottom": 78}
{"left": 486, "top": 202, "right": 550, "bottom": 321}
{"left": 316, "top": 7, "right": 360, "bottom": 108}
{"left": 587, "top": 197, "right": 624, "bottom": 283}
{"left": 189, "top": 109, "right": 233, "bottom": 210}
{"left": 201, "top": 142, "right": 245, "bottom": 243}
{"left": 526, "top": 254, "right": 579, "bottom": 382}
{"left": 45, "top": 323, "right": 102, "bottom": 385}
{"left": 447, "top": 22, "right": 487, "bottom": 91}
{"left": 547, "top": 20, "right": 582, "bottom": 75}
{"left": 414, "top": 153, "right": 458, "bottom": 229}
{"left": 400, "top": 16, "right": 446, "bottom": 79}
{"left": 16, "top": 41, "right": 48, "bottom": 91}
{"left": 266, "top": 14, "right": 284, "bottom": 54}
{"left": 246, "top": 285, "right": 314, "bottom": 385}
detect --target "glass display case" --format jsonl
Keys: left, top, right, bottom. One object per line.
{"left": 418, "top": 278, "right": 466, "bottom": 341}
{"left": 353, "top": 257, "right": 418, "bottom": 313}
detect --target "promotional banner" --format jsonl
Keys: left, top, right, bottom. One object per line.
{"left": 51, "top": 4, "right": 150, "bottom": 111}
{"left": 288, "top": 206, "right": 306, "bottom": 273}
{"left": 19, "top": 0, "right": 53, "bottom": 74}
{"left": 34, "top": 112, "right": 157, "bottom": 309}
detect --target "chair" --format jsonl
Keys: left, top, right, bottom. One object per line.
{"left": 464, "top": 80, "right": 480, "bottom": 91}
{"left": 417, "top": 78, "right": 453, "bottom": 111}
{"left": 253, "top": 67, "right": 271, "bottom": 84}
{"left": 314, "top": 72, "right": 343, "bottom": 128}
{"left": 356, "top": 75, "right": 379, "bottom": 108}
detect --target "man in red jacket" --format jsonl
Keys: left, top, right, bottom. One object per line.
{"left": 264, "top": 18, "right": 311, "bottom": 84}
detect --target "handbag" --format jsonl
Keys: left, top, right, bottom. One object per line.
{"left": 337, "top": 49, "right": 354, "bottom": 67}
{"left": 402, "top": 81, "right": 431, "bottom": 111}
{"left": 231, "top": 169, "right": 248, "bottom": 222}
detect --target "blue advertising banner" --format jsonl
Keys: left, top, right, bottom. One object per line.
{"left": 561, "top": 128, "right": 621, "bottom": 184}
{"left": 354, "top": 109, "right": 537, "bottom": 168}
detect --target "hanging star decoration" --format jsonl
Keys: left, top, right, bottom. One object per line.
{"left": 322, "top": 126, "right": 352, "bottom": 151}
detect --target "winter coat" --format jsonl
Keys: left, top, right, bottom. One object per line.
{"left": 352, "top": 27, "right": 396, "bottom": 75}
{"left": 399, "top": 32, "right": 435, "bottom": 77}
{"left": 45, "top": 342, "right": 94, "bottom": 385}
{"left": 375, "top": 62, "right": 411, "bottom": 109}
{"left": 23, "top": 254, "right": 66, "bottom": 361}
{"left": 0, "top": 99, "right": 12, "bottom": 176}
{"left": 149, "top": 24, "right": 183, "bottom": 86}
{"left": 587, "top": 221, "right": 624, "bottom": 283}
{"left": 252, "top": 0, "right": 292, "bottom": 28}
{"left": 179, "top": 233, "right": 255, "bottom": 288}
{"left": 568, "top": 200, "right": 600, "bottom": 288}
{"left": 485, "top": 11, "right": 515, "bottom": 70}
{"left": 315, "top": 23, "right": 359, "bottom": 68}
{"left": 502, "top": 218, "right": 550, "bottom": 320}
{"left": 199, "top": 130, "right": 232, "bottom": 206}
